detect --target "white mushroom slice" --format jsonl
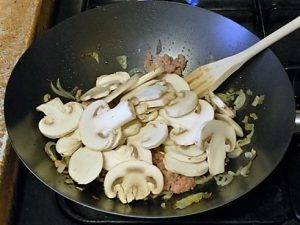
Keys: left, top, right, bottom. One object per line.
{"left": 122, "top": 120, "right": 142, "bottom": 138}
{"left": 102, "top": 145, "right": 136, "bottom": 170}
{"left": 207, "top": 91, "right": 235, "bottom": 118}
{"left": 129, "top": 67, "right": 164, "bottom": 90}
{"left": 165, "top": 91, "right": 198, "bottom": 118}
{"left": 80, "top": 86, "right": 110, "bottom": 101}
{"left": 201, "top": 120, "right": 236, "bottom": 176}
{"left": 162, "top": 73, "right": 190, "bottom": 91}
{"left": 127, "top": 120, "right": 168, "bottom": 163}
{"left": 37, "top": 98, "right": 83, "bottom": 139}
{"left": 137, "top": 110, "right": 158, "bottom": 123}
{"left": 138, "top": 120, "right": 168, "bottom": 149}
{"left": 121, "top": 172, "right": 150, "bottom": 203}
{"left": 68, "top": 147, "right": 103, "bottom": 185}
{"left": 215, "top": 113, "right": 244, "bottom": 137}
{"left": 56, "top": 129, "right": 81, "bottom": 156}
{"left": 79, "top": 100, "right": 113, "bottom": 150}
{"left": 108, "top": 128, "right": 124, "bottom": 150}
{"left": 104, "top": 74, "right": 139, "bottom": 103}
{"left": 164, "top": 145, "right": 206, "bottom": 163}
{"left": 159, "top": 99, "right": 214, "bottom": 146}
{"left": 96, "top": 72, "right": 130, "bottom": 89}
{"left": 133, "top": 84, "right": 168, "bottom": 102}
{"left": 145, "top": 92, "right": 176, "bottom": 108}
{"left": 164, "top": 154, "right": 209, "bottom": 177}
{"left": 93, "top": 100, "right": 136, "bottom": 135}
{"left": 164, "top": 146, "right": 206, "bottom": 163}
{"left": 104, "top": 160, "right": 164, "bottom": 203}
{"left": 121, "top": 80, "right": 158, "bottom": 101}
{"left": 79, "top": 100, "right": 135, "bottom": 151}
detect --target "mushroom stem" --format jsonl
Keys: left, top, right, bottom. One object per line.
{"left": 94, "top": 101, "right": 136, "bottom": 135}
{"left": 206, "top": 134, "right": 226, "bottom": 176}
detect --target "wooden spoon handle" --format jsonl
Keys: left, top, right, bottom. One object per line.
{"left": 238, "top": 16, "right": 300, "bottom": 62}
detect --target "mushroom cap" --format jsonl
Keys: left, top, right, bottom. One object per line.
{"left": 207, "top": 91, "right": 235, "bottom": 118}
{"left": 56, "top": 129, "right": 81, "bottom": 156}
{"left": 215, "top": 113, "right": 244, "bottom": 137}
{"left": 80, "top": 86, "right": 110, "bottom": 101}
{"left": 160, "top": 99, "right": 214, "bottom": 146}
{"left": 68, "top": 147, "right": 103, "bottom": 185}
{"left": 201, "top": 120, "right": 236, "bottom": 151}
{"left": 163, "top": 73, "right": 190, "bottom": 92}
{"left": 96, "top": 72, "right": 130, "bottom": 87}
{"left": 104, "top": 160, "right": 164, "bottom": 199}
{"left": 79, "top": 100, "right": 114, "bottom": 150}
{"left": 37, "top": 98, "right": 83, "bottom": 139}
{"left": 122, "top": 120, "right": 142, "bottom": 138}
{"left": 164, "top": 145, "right": 206, "bottom": 163}
{"left": 165, "top": 90, "right": 198, "bottom": 118}
{"left": 164, "top": 153, "right": 209, "bottom": 177}
{"left": 133, "top": 83, "right": 168, "bottom": 102}
{"left": 139, "top": 120, "right": 168, "bottom": 149}
{"left": 102, "top": 145, "right": 136, "bottom": 170}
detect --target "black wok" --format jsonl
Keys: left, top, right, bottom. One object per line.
{"left": 4, "top": 1, "right": 295, "bottom": 218}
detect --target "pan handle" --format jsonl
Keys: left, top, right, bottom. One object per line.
{"left": 295, "top": 110, "right": 300, "bottom": 133}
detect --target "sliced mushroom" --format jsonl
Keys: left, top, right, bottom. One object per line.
{"left": 56, "top": 129, "right": 81, "bottom": 156}
{"left": 104, "top": 160, "right": 164, "bottom": 203}
{"left": 143, "top": 92, "right": 176, "bottom": 108}
{"left": 164, "top": 153, "right": 208, "bottom": 177}
{"left": 96, "top": 72, "right": 130, "bottom": 89}
{"left": 207, "top": 91, "right": 235, "bottom": 118}
{"left": 104, "top": 74, "right": 140, "bottom": 103}
{"left": 201, "top": 120, "right": 236, "bottom": 176}
{"left": 37, "top": 98, "right": 83, "bottom": 139}
{"left": 164, "top": 145, "right": 206, "bottom": 163}
{"left": 215, "top": 113, "right": 244, "bottom": 137}
{"left": 122, "top": 120, "right": 142, "bottom": 138}
{"left": 162, "top": 73, "right": 190, "bottom": 92}
{"left": 165, "top": 90, "right": 198, "bottom": 117}
{"left": 128, "top": 120, "right": 168, "bottom": 163}
{"left": 102, "top": 145, "right": 136, "bottom": 170}
{"left": 80, "top": 86, "right": 110, "bottom": 101}
{"left": 121, "top": 79, "right": 158, "bottom": 101}
{"left": 159, "top": 99, "right": 214, "bottom": 146}
{"left": 68, "top": 147, "right": 103, "bottom": 185}
{"left": 132, "top": 84, "right": 168, "bottom": 102}
{"left": 79, "top": 100, "right": 135, "bottom": 151}
{"left": 129, "top": 67, "right": 164, "bottom": 91}
{"left": 137, "top": 110, "right": 158, "bottom": 123}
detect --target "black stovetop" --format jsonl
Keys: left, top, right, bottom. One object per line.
{"left": 11, "top": 0, "right": 300, "bottom": 224}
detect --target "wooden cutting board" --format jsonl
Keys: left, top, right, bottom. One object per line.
{"left": 0, "top": 0, "right": 55, "bottom": 224}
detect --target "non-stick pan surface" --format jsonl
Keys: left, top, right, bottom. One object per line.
{"left": 4, "top": 1, "right": 295, "bottom": 218}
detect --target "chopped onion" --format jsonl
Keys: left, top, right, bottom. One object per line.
{"left": 251, "top": 95, "right": 265, "bottom": 106}
{"left": 233, "top": 89, "right": 246, "bottom": 110}
{"left": 217, "top": 92, "right": 235, "bottom": 104}
{"left": 244, "top": 149, "right": 257, "bottom": 159}
{"left": 43, "top": 94, "right": 51, "bottom": 102}
{"left": 161, "top": 202, "right": 166, "bottom": 209}
{"left": 246, "top": 89, "right": 253, "bottom": 96}
{"left": 242, "top": 115, "right": 249, "bottom": 124}
{"left": 249, "top": 113, "right": 258, "bottom": 120}
{"left": 174, "top": 192, "right": 211, "bottom": 209}
{"left": 50, "top": 79, "right": 75, "bottom": 100}
{"left": 44, "top": 141, "right": 58, "bottom": 161}
{"left": 65, "top": 178, "right": 74, "bottom": 184}
{"left": 195, "top": 175, "right": 213, "bottom": 185}
{"left": 214, "top": 172, "right": 234, "bottom": 186}
{"left": 162, "top": 191, "right": 173, "bottom": 200}
{"left": 83, "top": 52, "right": 99, "bottom": 63}
{"left": 227, "top": 146, "right": 243, "bottom": 158}
{"left": 116, "top": 55, "right": 127, "bottom": 69}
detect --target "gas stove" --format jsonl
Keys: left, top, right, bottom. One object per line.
{"left": 11, "top": 1, "right": 300, "bottom": 224}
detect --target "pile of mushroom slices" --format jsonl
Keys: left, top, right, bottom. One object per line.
{"left": 37, "top": 67, "right": 244, "bottom": 204}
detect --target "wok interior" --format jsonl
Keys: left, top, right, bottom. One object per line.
{"left": 4, "top": 2, "right": 295, "bottom": 217}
